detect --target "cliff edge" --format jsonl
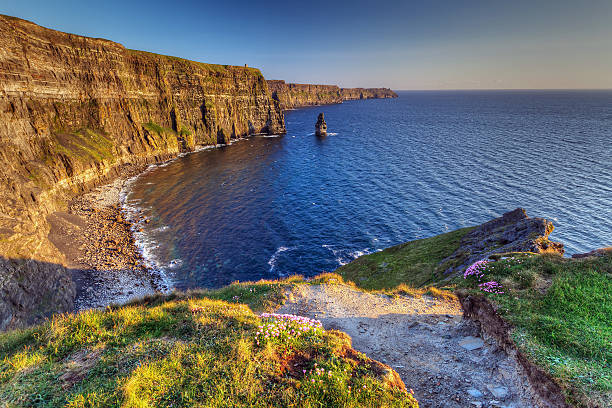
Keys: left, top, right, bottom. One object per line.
{"left": 0, "top": 14, "right": 284, "bottom": 330}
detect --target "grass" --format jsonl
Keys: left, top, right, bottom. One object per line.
{"left": 336, "top": 227, "right": 473, "bottom": 290}
{"left": 460, "top": 252, "right": 612, "bottom": 407}
{"left": 52, "top": 129, "right": 115, "bottom": 165}
{"left": 0, "top": 279, "right": 418, "bottom": 407}
{"left": 142, "top": 121, "right": 174, "bottom": 136}
{"left": 127, "top": 49, "right": 264, "bottom": 77}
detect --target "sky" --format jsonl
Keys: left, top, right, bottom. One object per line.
{"left": 2, "top": 0, "right": 612, "bottom": 90}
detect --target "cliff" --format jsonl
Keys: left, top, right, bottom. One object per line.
{"left": 340, "top": 87, "right": 399, "bottom": 101}
{"left": 267, "top": 80, "right": 397, "bottom": 110}
{"left": 0, "top": 14, "right": 284, "bottom": 330}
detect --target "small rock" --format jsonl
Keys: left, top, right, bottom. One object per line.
{"left": 467, "top": 388, "right": 483, "bottom": 398}
{"left": 459, "top": 336, "right": 485, "bottom": 351}
{"left": 486, "top": 384, "right": 509, "bottom": 400}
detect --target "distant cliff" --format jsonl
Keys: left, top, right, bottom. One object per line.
{"left": 267, "top": 80, "right": 397, "bottom": 110}
{"left": 0, "top": 14, "right": 284, "bottom": 330}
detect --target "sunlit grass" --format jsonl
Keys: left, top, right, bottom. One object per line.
{"left": 460, "top": 252, "right": 612, "bottom": 407}
{"left": 336, "top": 227, "right": 473, "bottom": 289}
{"left": 0, "top": 290, "right": 418, "bottom": 407}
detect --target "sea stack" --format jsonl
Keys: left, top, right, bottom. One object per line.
{"left": 315, "top": 113, "right": 327, "bottom": 136}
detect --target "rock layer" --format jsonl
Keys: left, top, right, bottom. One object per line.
{"left": 440, "top": 208, "right": 565, "bottom": 276}
{"left": 267, "top": 80, "right": 397, "bottom": 109}
{"left": 0, "top": 14, "right": 285, "bottom": 330}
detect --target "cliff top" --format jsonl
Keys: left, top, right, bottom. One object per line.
{"left": 0, "top": 14, "right": 263, "bottom": 76}
{"left": 0, "top": 276, "right": 417, "bottom": 407}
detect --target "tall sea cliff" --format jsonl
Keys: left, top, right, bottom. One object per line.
{"left": 0, "top": 15, "right": 288, "bottom": 330}
{"left": 0, "top": 15, "right": 396, "bottom": 330}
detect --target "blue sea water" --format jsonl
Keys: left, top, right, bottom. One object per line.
{"left": 125, "top": 90, "right": 612, "bottom": 290}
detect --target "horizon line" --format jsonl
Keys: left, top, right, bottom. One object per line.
{"left": 390, "top": 88, "right": 612, "bottom": 92}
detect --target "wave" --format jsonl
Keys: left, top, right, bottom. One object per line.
{"left": 322, "top": 244, "right": 372, "bottom": 266}
{"left": 268, "top": 246, "right": 296, "bottom": 276}
{"left": 120, "top": 188, "right": 174, "bottom": 293}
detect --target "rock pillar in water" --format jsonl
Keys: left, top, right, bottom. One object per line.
{"left": 315, "top": 113, "right": 327, "bottom": 136}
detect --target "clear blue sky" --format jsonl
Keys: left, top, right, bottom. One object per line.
{"left": 3, "top": 0, "right": 612, "bottom": 89}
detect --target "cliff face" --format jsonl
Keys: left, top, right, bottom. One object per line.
{"left": 267, "top": 80, "right": 343, "bottom": 108}
{"left": 0, "top": 15, "right": 285, "bottom": 330}
{"left": 267, "top": 80, "right": 397, "bottom": 110}
{"left": 340, "top": 88, "right": 398, "bottom": 101}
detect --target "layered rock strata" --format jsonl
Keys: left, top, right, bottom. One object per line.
{"left": 0, "top": 14, "right": 285, "bottom": 330}
{"left": 440, "top": 208, "right": 565, "bottom": 277}
{"left": 267, "top": 80, "right": 397, "bottom": 110}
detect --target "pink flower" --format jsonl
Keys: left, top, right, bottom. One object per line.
{"left": 464, "top": 259, "right": 490, "bottom": 279}
{"left": 479, "top": 281, "right": 504, "bottom": 294}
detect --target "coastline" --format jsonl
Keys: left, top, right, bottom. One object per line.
{"left": 47, "top": 164, "right": 164, "bottom": 310}
{"left": 49, "top": 142, "right": 237, "bottom": 310}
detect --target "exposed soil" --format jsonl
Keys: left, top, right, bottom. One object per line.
{"left": 278, "top": 284, "right": 541, "bottom": 408}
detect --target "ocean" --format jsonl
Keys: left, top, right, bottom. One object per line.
{"left": 124, "top": 90, "right": 612, "bottom": 290}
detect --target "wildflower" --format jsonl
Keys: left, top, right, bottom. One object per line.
{"left": 479, "top": 281, "right": 504, "bottom": 294}
{"left": 464, "top": 259, "right": 490, "bottom": 279}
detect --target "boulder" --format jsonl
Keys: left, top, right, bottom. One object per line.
{"left": 440, "top": 208, "right": 564, "bottom": 276}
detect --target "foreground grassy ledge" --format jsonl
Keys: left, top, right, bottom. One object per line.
{"left": 458, "top": 253, "right": 611, "bottom": 408}
{"left": 337, "top": 222, "right": 611, "bottom": 407}
{"left": 0, "top": 277, "right": 417, "bottom": 407}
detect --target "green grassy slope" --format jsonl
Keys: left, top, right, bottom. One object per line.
{"left": 460, "top": 252, "right": 612, "bottom": 407}
{"left": 336, "top": 227, "right": 474, "bottom": 289}
{"left": 0, "top": 280, "right": 418, "bottom": 408}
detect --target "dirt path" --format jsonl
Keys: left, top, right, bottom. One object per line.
{"left": 278, "top": 284, "right": 539, "bottom": 408}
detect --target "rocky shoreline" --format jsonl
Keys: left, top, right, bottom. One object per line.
{"left": 47, "top": 164, "right": 165, "bottom": 310}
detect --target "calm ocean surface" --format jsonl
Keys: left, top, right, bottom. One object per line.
{"left": 125, "top": 90, "right": 612, "bottom": 290}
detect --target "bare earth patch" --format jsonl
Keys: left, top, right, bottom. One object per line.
{"left": 278, "top": 284, "right": 540, "bottom": 408}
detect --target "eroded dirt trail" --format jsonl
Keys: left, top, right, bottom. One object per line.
{"left": 278, "top": 284, "right": 538, "bottom": 408}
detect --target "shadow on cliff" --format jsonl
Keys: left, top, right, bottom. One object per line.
{"left": 0, "top": 256, "right": 159, "bottom": 332}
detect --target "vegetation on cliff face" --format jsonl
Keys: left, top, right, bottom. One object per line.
{"left": 0, "top": 279, "right": 418, "bottom": 408}
{"left": 460, "top": 253, "right": 611, "bottom": 408}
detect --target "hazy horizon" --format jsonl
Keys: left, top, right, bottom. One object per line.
{"left": 3, "top": 0, "right": 612, "bottom": 90}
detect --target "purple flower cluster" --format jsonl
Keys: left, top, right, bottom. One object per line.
{"left": 256, "top": 313, "right": 323, "bottom": 345}
{"left": 464, "top": 259, "right": 491, "bottom": 279}
{"left": 478, "top": 281, "right": 504, "bottom": 294}
{"left": 464, "top": 259, "right": 504, "bottom": 295}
